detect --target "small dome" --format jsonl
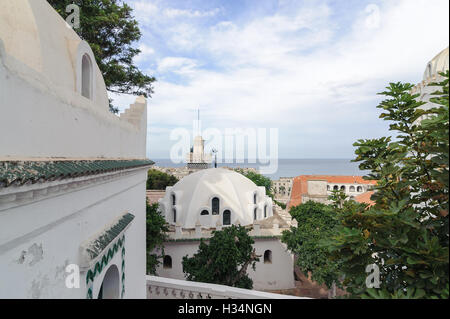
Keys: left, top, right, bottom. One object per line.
{"left": 423, "top": 47, "right": 449, "bottom": 80}
{"left": 158, "top": 168, "right": 273, "bottom": 229}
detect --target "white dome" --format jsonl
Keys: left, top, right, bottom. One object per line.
{"left": 423, "top": 47, "right": 449, "bottom": 80}
{"left": 158, "top": 168, "right": 273, "bottom": 229}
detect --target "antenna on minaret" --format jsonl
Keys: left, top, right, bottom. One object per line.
{"left": 197, "top": 107, "right": 200, "bottom": 136}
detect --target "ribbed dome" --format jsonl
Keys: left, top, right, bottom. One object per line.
{"left": 423, "top": 47, "right": 449, "bottom": 80}
{"left": 158, "top": 168, "right": 273, "bottom": 229}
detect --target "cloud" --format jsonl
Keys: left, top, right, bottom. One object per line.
{"left": 157, "top": 57, "right": 199, "bottom": 75}
{"left": 163, "top": 7, "right": 222, "bottom": 19}
{"left": 134, "top": 44, "right": 155, "bottom": 63}
{"left": 119, "top": 0, "right": 449, "bottom": 159}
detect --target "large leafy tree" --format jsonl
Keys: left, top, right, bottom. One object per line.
{"left": 47, "top": 0, "right": 156, "bottom": 113}
{"left": 146, "top": 202, "right": 169, "bottom": 275}
{"left": 282, "top": 200, "right": 345, "bottom": 289}
{"left": 324, "top": 72, "right": 449, "bottom": 298}
{"left": 182, "top": 225, "right": 259, "bottom": 289}
{"left": 146, "top": 169, "right": 179, "bottom": 190}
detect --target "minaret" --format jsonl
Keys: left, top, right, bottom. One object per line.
{"left": 186, "top": 108, "right": 212, "bottom": 170}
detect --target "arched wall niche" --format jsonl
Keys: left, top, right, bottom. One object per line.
{"left": 75, "top": 40, "right": 97, "bottom": 102}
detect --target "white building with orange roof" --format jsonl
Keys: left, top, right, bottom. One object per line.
{"left": 288, "top": 175, "right": 377, "bottom": 210}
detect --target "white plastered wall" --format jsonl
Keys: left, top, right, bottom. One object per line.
{"left": 154, "top": 238, "right": 295, "bottom": 291}
{"left": 0, "top": 169, "right": 148, "bottom": 299}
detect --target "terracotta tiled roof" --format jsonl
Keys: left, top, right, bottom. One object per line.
{"left": 354, "top": 191, "right": 375, "bottom": 206}
{"left": 288, "top": 175, "right": 377, "bottom": 209}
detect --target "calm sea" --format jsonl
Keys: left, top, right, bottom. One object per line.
{"left": 152, "top": 159, "right": 369, "bottom": 180}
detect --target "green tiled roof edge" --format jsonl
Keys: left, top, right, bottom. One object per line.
{"left": 86, "top": 213, "right": 135, "bottom": 260}
{"left": 0, "top": 159, "right": 154, "bottom": 187}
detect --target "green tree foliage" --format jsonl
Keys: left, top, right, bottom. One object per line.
{"left": 182, "top": 225, "right": 259, "bottom": 289}
{"left": 146, "top": 169, "right": 178, "bottom": 190}
{"left": 324, "top": 72, "right": 449, "bottom": 298}
{"left": 235, "top": 169, "right": 273, "bottom": 198}
{"left": 146, "top": 202, "right": 169, "bottom": 275}
{"left": 235, "top": 169, "right": 289, "bottom": 208}
{"left": 282, "top": 200, "right": 344, "bottom": 288}
{"left": 47, "top": 0, "right": 156, "bottom": 113}
{"left": 274, "top": 200, "right": 287, "bottom": 209}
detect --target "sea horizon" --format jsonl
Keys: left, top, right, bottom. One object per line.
{"left": 152, "top": 158, "right": 369, "bottom": 180}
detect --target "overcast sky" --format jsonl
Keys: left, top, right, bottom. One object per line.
{"left": 110, "top": 0, "right": 449, "bottom": 160}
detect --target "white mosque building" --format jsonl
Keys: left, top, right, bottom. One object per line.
{"left": 156, "top": 168, "right": 296, "bottom": 291}
{"left": 411, "top": 47, "right": 449, "bottom": 117}
{"left": 0, "top": 0, "right": 151, "bottom": 298}
{"left": 1, "top": 0, "right": 446, "bottom": 301}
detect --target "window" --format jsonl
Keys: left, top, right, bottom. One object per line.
{"left": 333, "top": 185, "right": 339, "bottom": 191}
{"left": 340, "top": 186, "right": 346, "bottom": 191}
{"left": 200, "top": 210, "right": 209, "bottom": 215}
{"left": 81, "top": 54, "right": 92, "bottom": 99}
{"left": 357, "top": 186, "right": 363, "bottom": 192}
{"left": 212, "top": 197, "right": 220, "bottom": 215}
{"left": 223, "top": 210, "right": 231, "bottom": 225}
{"left": 171, "top": 194, "right": 176, "bottom": 206}
{"left": 163, "top": 255, "right": 172, "bottom": 269}
{"left": 327, "top": 185, "right": 330, "bottom": 191}
{"left": 264, "top": 250, "right": 272, "bottom": 264}
{"left": 264, "top": 205, "right": 267, "bottom": 218}
{"left": 428, "top": 63, "right": 432, "bottom": 77}
{"left": 253, "top": 193, "right": 257, "bottom": 204}
{"left": 173, "top": 208, "right": 177, "bottom": 223}
{"left": 254, "top": 208, "right": 257, "bottom": 220}
{"left": 349, "top": 186, "right": 355, "bottom": 192}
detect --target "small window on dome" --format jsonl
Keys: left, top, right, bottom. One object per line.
{"left": 212, "top": 197, "right": 220, "bottom": 215}
{"left": 254, "top": 208, "right": 257, "bottom": 220}
{"left": 264, "top": 205, "right": 267, "bottom": 218}
{"left": 173, "top": 208, "right": 177, "bottom": 223}
{"left": 201, "top": 210, "right": 209, "bottom": 216}
{"left": 253, "top": 193, "right": 257, "bottom": 204}
{"left": 223, "top": 210, "right": 231, "bottom": 225}
{"left": 171, "top": 194, "right": 176, "bottom": 206}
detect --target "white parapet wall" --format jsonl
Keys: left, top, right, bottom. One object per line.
{"left": 146, "top": 276, "right": 306, "bottom": 299}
